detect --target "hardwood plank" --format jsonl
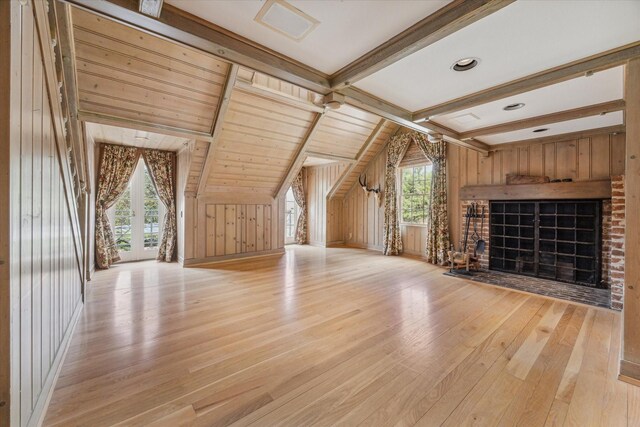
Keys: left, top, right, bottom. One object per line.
{"left": 41, "top": 247, "right": 629, "bottom": 426}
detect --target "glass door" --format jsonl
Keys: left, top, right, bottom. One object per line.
{"left": 285, "top": 186, "right": 299, "bottom": 244}
{"left": 108, "top": 158, "right": 165, "bottom": 262}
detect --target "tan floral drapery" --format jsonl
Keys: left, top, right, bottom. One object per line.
{"left": 291, "top": 168, "right": 307, "bottom": 244}
{"left": 383, "top": 133, "right": 411, "bottom": 255}
{"left": 95, "top": 144, "right": 140, "bottom": 269}
{"left": 144, "top": 149, "right": 177, "bottom": 262}
{"left": 415, "top": 134, "right": 451, "bottom": 265}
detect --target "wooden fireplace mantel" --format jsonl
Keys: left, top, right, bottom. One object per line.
{"left": 459, "top": 179, "right": 612, "bottom": 201}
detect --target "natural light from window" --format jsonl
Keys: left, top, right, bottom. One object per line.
{"left": 401, "top": 164, "right": 432, "bottom": 225}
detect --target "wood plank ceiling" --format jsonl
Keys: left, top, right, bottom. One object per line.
{"left": 69, "top": 5, "right": 400, "bottom": 199}
{"left": 65, "top": 1, "right": 639, "bottom": 200}
{"left": 72, "top": 7, "right": 229, "bottom": 138}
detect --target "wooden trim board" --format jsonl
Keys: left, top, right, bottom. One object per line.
{"left": 459, "top": 180, "right": 612, "bottom": 200}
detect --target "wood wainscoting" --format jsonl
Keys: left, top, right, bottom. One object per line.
{"left": 2, "top": 1, "right": 85, "bottom": 425}
{"left": 43, "top": 246, "right": 636, "bottom": 426}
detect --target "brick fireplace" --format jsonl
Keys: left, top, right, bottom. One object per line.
{"left": 459, "top": 176, "right": 625, "bottom": 310}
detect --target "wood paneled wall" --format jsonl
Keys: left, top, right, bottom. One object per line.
{"left": 306, "top": 163, "right": 347, "bottom": 246}
{"left": 0, "top": 0, "right": 10, "bottom": 422}
{"left": 344, "top": 150, "right": 387, "bottom": 250}
{"left": 343, "top": 146, "right": 428, "bottom": 255}
{"left": 181, "top": 195, "right": 286, "bottom": 265}
{"left": 3, "top": 1, "right": 84, "bottom": 425}
{"left": 342, "top": 129, "right": 626, "bottom": 257}
{"left": 448, "top": 131, "right": 626, "bottom": 247}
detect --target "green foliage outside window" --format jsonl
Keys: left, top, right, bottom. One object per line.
{"left": 401, "top": 165, "right": 432, "bottom": 224}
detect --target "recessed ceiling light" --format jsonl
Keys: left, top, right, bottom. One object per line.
{"left": 503, "top": 103, "right": 525, "bottom": 111}
{"left": 533, "top": 128, "right": 549, "bottom": 133}
{"left": 452, "top": 57, "right": 479, "bottom": 72}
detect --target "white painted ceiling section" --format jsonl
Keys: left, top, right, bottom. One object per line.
{"left": 433, "top": 66, "right": 624, "bottom": 132}
{"left": 355, "top": 1, "right": 640, "bottom": 111}
{"left": 303, "top": 156, "right": 338, "bottom": 167}
{"left": 86, "top": 122, "right": 191, "bottom": 151}
{"left": 480, "top": 111, "right": 624, "bottom": 145}
{"left": 164, "top": 0, "right": 451, "bottom": 74}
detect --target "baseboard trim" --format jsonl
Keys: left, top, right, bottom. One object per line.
{"left": 29, "top": 299, "right": 83, "bottom": 427}
{"left": 344, "top": 242, "right": 383, "bottom": 252}
{"left": 183, "top": 248, "right": 285, "bottom": 267}
{"left": 326, "top": 241, "right": 345, "bottom": 248}
{"left": 619, "top": 359, "right": 640, "bottom": 385}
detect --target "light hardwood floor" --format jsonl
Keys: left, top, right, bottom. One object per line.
{"left": 44, "top": 246, "right": 638, "bottom": 426}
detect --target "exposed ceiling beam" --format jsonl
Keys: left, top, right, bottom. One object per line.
{"left": 234, "top": 78, "right": 325, "bottom": 113}
{"left": 53, "top": 0, "right": 89, "bottom": 193}
{"left": 64, "top": 0, "right": 331, "bottom": 94}
{"left": 77, "top": 111, "right": 215, "bottom": 142}
{"left": 197, "top": 64, "right": 239, "bottom": 197}
{"left": 330, "top": 0, "right": 514, "bottom": 89}
{"left": 275, "top": 112, "right": 327, "bottom": 199}
{"left": 413, "top": 41, "right": 640, "bottom": 121}
{"left": 488, "top": 124, "right": 625, "bottom": 149}
{"left": 327, "top": 119, "right": 387, "bottom": 200}
{"left": 459, "top": 99, "right": 626, "bottom": 140}
{"left": 138, "top": 0, "right": 163, "bottom": 18}
{"left": 341, "top": 87, "right": 490, "bottom": 155}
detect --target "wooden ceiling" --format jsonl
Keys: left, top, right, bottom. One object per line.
{"left": 72, "top": 7, "right": 230, "bottom": 138}
{"left": 62, "top": 0, "right": 638, "bottom": 200}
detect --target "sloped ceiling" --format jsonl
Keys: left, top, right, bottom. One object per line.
{"left": 71, "top": 7, "right": 230, "bottom": 138}
{"left": 69, "top": 0, "right": 638, "bottom": 198}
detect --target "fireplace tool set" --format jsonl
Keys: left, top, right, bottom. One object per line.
{"left": 448, "top": 203, "right": 485, "bottom": 274}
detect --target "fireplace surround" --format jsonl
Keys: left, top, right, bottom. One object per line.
{"left": 458, "top": 176, "right": 625, "bottom": 310}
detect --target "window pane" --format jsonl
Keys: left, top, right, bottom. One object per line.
{"left": 143, "top": 165, "right": 161, "bottom": 249}
{"left": 114, "top": 184, "right": 132, "bottom": 252}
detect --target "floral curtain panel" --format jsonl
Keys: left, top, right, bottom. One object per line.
{"left": 95, "top": 144, "right": 140, "bottom": 269}
{"left": 415, "top": 134, "right": 451, "bottom": 265}
{"left": 383, "top": 133, "right": 411, "bottom": 255}
{"left": 143, "top": 149, "right": 177, "bottom": 262}
{"left": 291, "top": 168, "right": 307, "bottom": 244}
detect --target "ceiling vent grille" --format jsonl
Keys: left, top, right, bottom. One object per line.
{"left": 255, "top": 0, "right": 319, "bottom": 41}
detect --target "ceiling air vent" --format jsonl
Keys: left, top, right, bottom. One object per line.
{"left": 255, "top": 0, "right": 319, "bottom": 41}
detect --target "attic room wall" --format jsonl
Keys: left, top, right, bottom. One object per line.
{"left": 448, "top": 131, "right": 626, "bottom": 247}
{"left": 306, "top": 163, "right": 348, "bottom": 246}
{"left": 344, "top": 150, "right": 387, "bottom": 251}
{"left": 180, "top": 195, "right": 286, "bottom": 265}
{"left": 3, "top": 1, "right": 84, "bottom": 424}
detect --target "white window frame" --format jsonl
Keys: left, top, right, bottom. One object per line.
{"left": 107, "top": 158, "right": 166, "bottom": 262}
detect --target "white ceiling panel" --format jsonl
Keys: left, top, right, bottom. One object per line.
{"left": 86, "top": 122, "right": 191, "bottom": 151}
{"left": 480, "top": 111, "right": 624, "bottom": 145}
{"left": 433, "top": 67, "right": 624, "bottom": 132}
{"left": 165, "top": 0, "right": 450, "bottom": 74}
{"left": 355, "top": 1, "right": 640, "bottom": 112}
{"left": 303, "top": 156, "right": 338, "bottom": 167}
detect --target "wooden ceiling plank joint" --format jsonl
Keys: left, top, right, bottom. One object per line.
{"left": 197, "top": 63, "right": 239, "bottom": 197}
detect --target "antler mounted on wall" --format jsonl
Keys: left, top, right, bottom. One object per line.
{"left": 359, "top": 174, "right": 383, "bottom": 207}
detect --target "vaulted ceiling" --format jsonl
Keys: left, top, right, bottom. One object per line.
{"left": 62, "top": 0, "right": 639, "bottom": 199}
